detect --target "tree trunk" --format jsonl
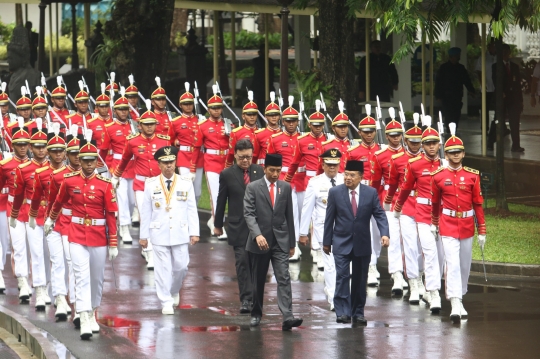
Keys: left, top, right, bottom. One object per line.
{"left": 170, "top": 9, "right": 189, "bottom": 49}
{"left": 494, "top": 35, "right": 508, "bottom": 211}
{"left": 217, "top": 11, "right": 230, "bottom": 95}
{"left": 318, "top": 0, "right": 356, "bottom": 120}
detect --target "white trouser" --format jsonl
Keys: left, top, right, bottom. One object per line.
{"left": 181, "top": 167, "right": 203, "bottom": 203}
{"left": 46, "top": 231, "right": 67, "bottom": 296}
{"left": 62, "top": 235, "right": 76, "bottom": 303}
{"left": 386, "top": 211, "right": 403, "bottom": 274}
{"left": 369, "top": 216, "right": 382, "bottom": 266}
{"left": 321, "top": 246, "right": 335, "bottom": 304}
{"left": 399, "top": 215, "right": 420, "bottom": 279}
{"left": 69, "top": 243, "right": 107, "bottom": 312}
{"left": 118, "top": 178, "right": 135, "bottom": 226}
{"left": 205, "top": 171, "right": 221, "bottom": 220}
{"left": 442, "top": 236, "right": 473, "bottom": 299}
{"left": 9, "top": 219, "right": 28, "bottom": 278}
{"left": 153, "top": 243, "right": 189, "bottom": 308}
{"left": 292, "top": 190, "right": 305, "bottom": 243}
{"left": 0, "top": 211, "right": 8, "bottom": 269}
{"left": 417, "top": 223, "right": 444, "bottom": 291}
{"left": 26, "top": 223, "right": 47, "bottom": 287}
{"left": 135, "top": 190, "right": 152, "bottom": 252}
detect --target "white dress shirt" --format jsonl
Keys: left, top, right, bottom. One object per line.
{"left": 348, "top": 184, "right": 360, "bottom": 205}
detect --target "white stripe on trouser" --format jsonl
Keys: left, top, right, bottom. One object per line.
{"left": 205, "top": 171, "right": 221, "bottom": 220}
{"left": 291, "top": 190, "right": 305, "bottom": 243}
{"left": 62, "top": 235, "right": 76, "bottom": 303}
{"left": 417, "top": 223, "right": 443, "bottom": 291}
{"left": 25, "top": 223, "right": 47, "bottom": 287}
{"left": 386, "top": 211, "right": 403, "bottom": 274}
{"left": 8, "top": 220, "right": 28, "bottom": 277}
{"left": 153, "top": 243, "right": 189, "bottom": 308}
{"left": 69, "top": 243, "right": 107, "bottom": 312}
{"left": 369, "top": 216, "right": 382, "bottom": 266}
{"left": 322, "top": 247, "right": 336, "bottom": 304}
{"left": 46, "top": 231, "right": 67, "bottom": 296}
{"left": 399, "top": 215, "right": 420, "bottom": 279}
{"left": 0, "top": 211, "right": 8, "bottom": 269}
{"left": 135, "top": 190, "right": 152, "bottom": 252}
{"left": 118, "top": 178, "right": 135, "bottom": 226}
{"left": 441, "top": 236, "right": 473, "bottom": 299}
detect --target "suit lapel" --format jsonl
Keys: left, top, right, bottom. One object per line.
{"left": 356, "top": 185, "right": 366, "bottom": 217}
{"left": 232, "top": 164, "right": 246, "bottom": 189}
{"left": 342, "top": 186, "right": 354, "bottom": 217}
{"left": 260, "top": 179, "right": 272, "bottom": 209}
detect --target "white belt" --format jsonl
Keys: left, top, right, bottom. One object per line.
{"left": 416, "top": 197, "right": 432, "bottom": 205}
{"left": 112, "top": 153, "right": 122, "bottom": 160}
{"left": 179, "top": 146, "right": 192, "bottom": 152}
{"left": 442, "top": 208, "right": 474, "bottom": 218}
{"left": 26, "top": 199, "right": 31, "bottom": 205}
{"left": 297, "top": 166, "right": 306, "bottom": 173}
{"left": 361, "top": 180, "right": 370, "bottom": 185}
{"left": 409, "top": 190, "right": 416, "bottom": 197}
{"left": 62, "top": 208, "right": 72, "bottom": 216}
{"left": 1, "top": 188, "right": 8, "bottom": 194}
{"left": 306, "top": 170, "right": 317, "bottom": 176}
{"left": 7, "top": 195, "right": 13, "bottom": 203}
{"left": 206, "top": 149, "right": 228, "bottom": 155}
{"left": 72, "top": 216, "right": 106, "bottom": 226}
{"left": 384, "top": 184, "right": 389, "bottom": 190}
{"left": 135, "top": 174, "right": 147, "bottom": 181}
{"left": 257, "top": 159, "right": 265, "bottom": 165}
{"left": 281, "top": 166, "right": 289, "bottom": 172}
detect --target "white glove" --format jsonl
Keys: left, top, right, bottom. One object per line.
{"left": 44, "top": 217, "right": 55, "bottom": 235}
{"left": 393, "top": 210, "right": 401, "bottom": 219}
{"left": 188, "top": 172, "right": 196, "bottom": 182}
{"left": 441, "top": 158, "right": 449, "bottom": 168}
{"left": 430, "top": 224, "right": 439, "bottom": 240}
{"left": 2, "top": 151, "right": 12, "bottom": 160}
{"left": 383, "top": 203, "right": 391, "bottom": 211}
{"left": 109, "top": 246, "right": 118, "bottom": 261}
{"left": 111, "top": 176, "right": 120, "bottom": 188}
{"left": 478, "top": 235, "right": 486, "bottom": 249}
{"left": 9, "top": 217, "right": 16, "bottom": 228}
{"left": 29, "top": 216, "right": 36, "bottom": 229}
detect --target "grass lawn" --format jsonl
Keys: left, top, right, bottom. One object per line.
{"left": 198, "top": 175, "right": 212, "bottom": 211}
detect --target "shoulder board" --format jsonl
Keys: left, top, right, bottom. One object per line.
{"left": 0, "top": 158, "right": 11, "bottom": 165}
{"left": 391, "top": 152, "right": 405, "bottom": 160}
{"left": 53, "top": 167, "right": 67, "bottom": 174}
{"left": 232, "top": 126, "right": 243, "bottom": 133}
{"left": 66, "top": 113, "right": 76, "bottom": 119}
{"left": 171, "top": 116, "right": 182, "bottom": 122}
{"left": 7, "top": 121, "right": 17, "bottom": 127}
{"left": 409, "top": 156, "right": 422, "bottom": 164}
{"left": 348, "top": 144, "right": 360, "bottom": 151}
{"left": 87, "top": 117, "right": 98, "bottom": 123}
{"left": 97, "top": 175, "right": 112, "bottom": 183}
{"left": 464, "top": 166, "right": 479, "bottom": 175}
{"left": 179, "top": 175, "right": 191, "bottom": 181}
{"left": 255, "top": 128, "right": 265, "bottom": 134}
{"left": 105, "top": 122, "right": 115, "bottom": 128}
{"left": 271, "top": 132, "right": 281, "bottom": 138}
{"left": 35, "top": 166, "right": 50, "bottom": 174}
{"left": 127, "top": 133, "right": 140, "bottom": 140}
{"left": 375, "top": 148, "right": 387, "bottom": 155}
{"left": 157, "top": 134, "right": 170, "bottom": 140}
{"left": 300, "top": 133, "right": 312, "bottom": 140}
{"left": 197, "top": 118, "right": 207, "bottom": 125}
{"left": 430, "top": 167, "right": 444, "bottom": 176}
{"left": 63, "top": 171, "right": 79, "bottom": 178}
{"left": 19, "top": 161, "right": 32, "bottom": 169}
{"left": 322, "top": 139, "right": 333, "bottom": 145}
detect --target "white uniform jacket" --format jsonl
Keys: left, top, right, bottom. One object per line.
{"left": 300, "top": 173, "right": 344, "bottom": 243}
{"left": 140, "top": 174, "right": 200, "bottom": 246}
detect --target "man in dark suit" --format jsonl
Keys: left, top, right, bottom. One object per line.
{"left": 243, "top": 153, "right": 303, "bottom": 330}
{"left": 214, "top": 139, "right": 264, "bottom": 314}
{"left": 323, "top": 160, "right": 390, "bottom": 325}
{"left": 489, "top": 44, "right": 524, "bottom": 152}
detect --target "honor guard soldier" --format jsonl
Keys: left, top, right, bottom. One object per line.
{"left": 47, "top": 138, "right": 119, "bottom": 340}
{"left": 225, "top": 91, "right": 259, "bottom": 168}
{"left": 191, "top": 86, "right": 229, "bottom": 238}
{"left": 430, "top": 123, "right": 486, "bottom": 323}
{"left": 126, "top": 75, "right": 141, "bottom": 122}
{"left": 32, "top": 88, "right": 49, "bottom": 122}
{"left": 348, "top": 105, "right": 382, "bottom": 285}
{"left": 112, "top": 106, "right": 170, "bottom": 268}
{"left": 8, "top": 88, "right": 37, "bottom": 134}
{"left": 88, "top": 83, "right": 112, "bottom": 148}
{"left": 49, "top": 77, "right": 71, "bottom": 126}
{"left": 105, "top": 81, "right": 119, "bottom": 95}
{"left": 393, "top": 115, "right": 445, "bottom": 313}
{"left": 320, "top": 100, "right": 351, "bottom": 173}
{"left": 66, "top": 82, "right": 93, "bottom": 134}
{"left": 0, "top": 122, "right": 31, "bottom": 295}
{"left": 46, "top": 131, "right": 82, "bottom": 325}
{"left": 254, "top": 92, "right": 282, "bottom": 165}
{"left": 151, "top": 77, "right": 173, "bottom": 136}
{"left": 370, "top": 115, "right": 405, "bottom": 291}
{"left": 9, "top": 121, "right": 50, "bottom": 308}
{"left": 0, "top": 83, "right": 16, "bottom": 149}
{"left": 384, "top": 116, "right": 424, "bottom": 301}
{"left": 140, "top": 146, "right": 199, "bottom": 315}
{"left": 266, "top": 97, "right": 302, "bottom": 261}
{"left": 29, "top": 126, "right": 71, "bottom": 319}
{"left": 299, "top": 149, "right": 344, "bottom": 310}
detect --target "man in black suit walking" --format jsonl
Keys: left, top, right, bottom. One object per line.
{"left": 243, "top": 153, "right": 303, "bottom": 330}
{"left": 214, "top": 139, "right": 264, "bottom": 314}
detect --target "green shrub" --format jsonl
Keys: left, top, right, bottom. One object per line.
{"left": 208, "top": 30, "right": 292, "bottom": 50}
{"left": 0, "top": 45, "right": 6, "bottom": 60}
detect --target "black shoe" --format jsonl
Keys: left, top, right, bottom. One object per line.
{"left": 352, "top": 316, "right": 367, "bottom": 325}
{"left": 336, "top": 315, "right": 351, "bottom": 324}
{"left": 282, "top": 317, "right": 303, "bottom": 331}
{"left": 240, "top": 301, "right": 250, "bottom": 314}
{"left": 511, "top": 147, "right": 525, "bottom": 152}
{"left": 250, "top": 317, "right": 261, "bottom": 327}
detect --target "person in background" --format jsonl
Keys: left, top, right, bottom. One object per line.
{"left": 358, "top": 40, "right": 399, "bottom": 102}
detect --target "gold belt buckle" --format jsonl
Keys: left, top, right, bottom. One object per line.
{"left": 84, "top": 218, "right": 92, "bottom": 226}
{"left": 456, "top": 211, "right": 463, "bottom": 218}
{"left": 40, "top": 200, "right": 46, "bottom": 206}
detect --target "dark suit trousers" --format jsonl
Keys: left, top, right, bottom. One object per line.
{"left": 233, "top": 245, "right": 252, "bottom": 303}
{"left": 488, "top": 102, "right": 521, "bottom": 148}
{"left": 442, "top": 99, "right": 463, "bottom": 128}
{"left": 334, "top": 252, "right": 370, "bottom": 318}
{"left": 248, "top": 239, "right": 293, "bottom": 321}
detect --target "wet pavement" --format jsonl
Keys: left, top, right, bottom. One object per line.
{"left": 0, "top": 211, "right": 539, "bottom": 359}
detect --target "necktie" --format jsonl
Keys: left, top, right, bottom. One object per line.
{"left": 351, "top": 190, "right": 357, "bottom": 217}
{"left": 331, "top": 178, "right": 336, "bottom": 187}
{"left": 269, "top": 183, "right": 275, "bottom": 208}
{"left": 244, "top": 170, "right": 250, "bottom": 185}
{"left": 166, "top": 180, "right": 172, "bottom": 191}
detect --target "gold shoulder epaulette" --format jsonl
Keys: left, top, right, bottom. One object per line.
{"left": 348, "top": 144, "right": 360, "bottom": 152}
{"left": 271, "top": 132, "right": 281, "bottom": 138}
{"left": 127, "top": 133, "right": 140, "bottom": 140}
{"left": 66, "top": 113, "right": 75, "bottom": 119}
{"left": 105, "top": 122, "right": 115, "bottom": 128}
{"left": 171, "top": 115, "right": 181, "bottom": 122}
{"left": 464, "top": 166, "right": 479, "bottom": 175}
{"left": 232, "top": 126, "right": 243, "bottom": 133}
{"left": 63, "top": 171, "right": 79, "bottom": 178}
{"left": 35, "top": 166, "right": 50, "bottom": 174}
{"left": 18, "top": 161, "right": 32, "bottom": 169}
{"left": 197, "top": 118, "right": 207, "bottom": 125}
{"left": 0, "top": 158, "right": 11, "bottom": 165}
{"left": 97, "top": 175, "right": 112, "bottom": 183}
{"left": 409, "top": 156, "right": 422, "bottom": 163}
{"left": 255, "top": 128, "right": 265, "bottom": 134}
{"left": 157, "top": 134, "right": 170, "bottom": 140}
{"left": 430, "top": 167, "right": 444, "bottom": 176}
{"left": 375, "top": 148, "right": 387, "bottom": 155}
{"left": 322, "top": 139, "right": 333, "bottom": 145}
{"left": 392, "top": 152, "right": 405, "bottom": 160}
{"left": 52, "top": 166, "right": 67, "bottom": 174}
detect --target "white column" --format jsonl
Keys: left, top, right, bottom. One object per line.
{"left": 293, "top": 15, "right": 311, "bottom": 71}
{"left": 450, "top": 23, "right": 468, "bottom": 114}
{"left": 393, "top": 33, "right": 412, "bottom": 111}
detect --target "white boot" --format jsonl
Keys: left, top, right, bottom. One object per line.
{"left": 373, "top": 265, "right": 380, "bottom": 279}
{"left": 34, "top": 286, "right": 46, "bottom": 310}
{"left": 73, "top": 311, "right": 80, "bottom": 328}
{"left": 79, "top": 311, "right": 93, "bottom": 339}
{"left": 450, "top": 297, "right": 461, "bottom": 322}
{"left": 90, "top": 309, "right": 100, "bottom": 333}
{"left": 141, "top": 249, "right": 148, "bottom": 263}
{"left": 391, "top": 272, "right": 404, "bottom": 295}
{"left": 367, "top": 265, "right": 379, "bottom": 287}
{"left": 43, "top": 284, "right": 51, "bottom": 304}
{"left": 459, "top": 299, "right": 468, "bottom": 318}
{"left": 408, "top": 278, "right": 420, "bottom": 304}
{"left": 0, "top": 273, "right": 5, "bottom": 293}
{"left": 131, "top": 207, "right": 140, "bottom": 223}
{"left": 207, "top": 217, "right": 215, "bottom": 234}
{"left": 289, "top": 243, "right": 301, "bottom": 262}
{"left": 162, "top": 305, "right": 174, "bottom": 315}
{"left": 422, "top": 290, "right": 432, "bottom": 305}
{"left": 54, "top": 295, "right": 68, "bottom": 320}
{"left": 403, "top": 278, "right": 409, "bottom": 289}
{"left": 17, "top": 277, "right": 30, "bottom": 301}
{"left": 121, "top": 225, "right": 133, "bottom": 244}
{"left": 317, "top": 250, "right": 324, "bottom": 270}
{"left": 218, "top": 227, "right": 228, "bottom": 240}
{"left": 146, "top": 250, "right": 154, "bottom": 270}
{"left": 430, "top": 290, "right": 441, "bottom": 313}
{"left": 310, "top": 250, "right": 317, "bottom": 263}
{"left": 173, "top": 293, "right": 180, "bottom": 307}
{"left": 417, "top": 273, "right": 426, "bottom": 298}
